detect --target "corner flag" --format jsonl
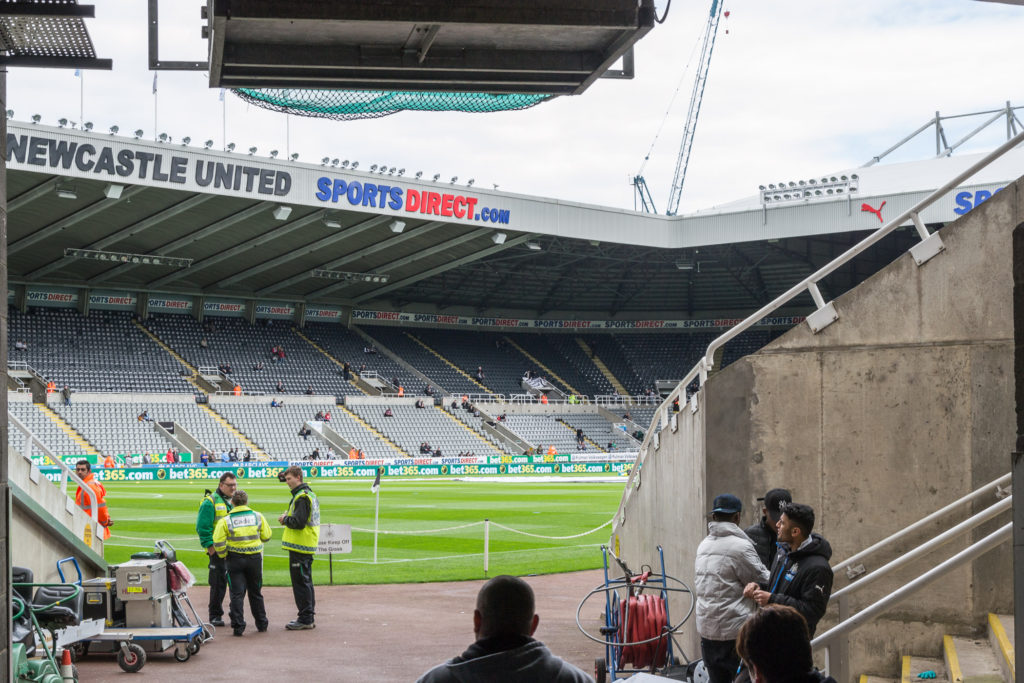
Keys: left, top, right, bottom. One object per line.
{"left": 371, "top": 467, "right": 381, "bottom": 494}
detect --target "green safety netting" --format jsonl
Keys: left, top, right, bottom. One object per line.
{"left": 232, "top": 88, "right": 552, "bottom": 120}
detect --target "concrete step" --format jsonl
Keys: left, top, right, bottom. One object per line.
{"left": 860, "top": 675, "right": 898, "bottom": 683}
{"left": 904, "top": 655, "right": 946, "bottom": 683}
{"left": 987, "top": 614, "right": 1014, "bottom": 683}
{"left": 944, "top": 635, "right": 1004, "bottom": 683}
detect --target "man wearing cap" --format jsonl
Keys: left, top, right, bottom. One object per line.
{"left": 744, "top": 488, "right": 792, "bottom": 569}
{"left": 695, "top": 494, "right": 770, "bottom": 683}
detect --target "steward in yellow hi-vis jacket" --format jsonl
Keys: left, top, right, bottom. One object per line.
{"left": 278, "top": 465, "right": 320, "bottom": 630}
{"left": 212, "top": 489, "right": 272, "bottom": 636}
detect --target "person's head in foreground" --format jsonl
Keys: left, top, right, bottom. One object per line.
{"left": 736, "top": 604, "right": 830, "bottom": 683}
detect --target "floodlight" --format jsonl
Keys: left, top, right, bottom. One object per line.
{"left": 55, "top": 185, "right": 77, "bottom": 200}
{"left": 273, "top": 205, "right": 292, "bottom": 221}
{"left": 350, "top": 162, "right": 359, "bottom": 169}
{"left": 158, "top": 133, "right": 169, "bottom": 143}
{"left": 204, "top": 139, "right": 214, "bottom": 148}
{"left": 370, "top": 164, "right": 378, "bottom": 172}
{"left": 134, "top": 129, "right": 144, "bottom": 138}
{"left": 491, "top": 232, "right": 507, "bottom": 245}
{"left": 109, "top": 125, "right": 119, "bottom": 135}
{"left": 331, "top": 158, "right": 339, "bottom": 167}
{"left": 851, "top": 174, "right": 859, "bottom": 180}
{"left": 415, "top": 171, "right": 423, "bottom": 179}
{"left": 467, "top": 179, "right": 475, "bottom": 187}
{"left": 389, "top": 220, "right": 406, "bottom": 234}
{"left": 248, "top": 146, "right": 257, "bottom": 155}
{"left": 269, "top": 149, "right": 278, "bottom": 158}
{"left": 389, "top": 167, "right": 396, "bottom": 174}
{"left": 397, "top": 168, "right": 405, "bottom": 176}
{"left": 290, "top": 153, "right": 299, "bottom": 161}
{"left": 322, "top": 213, "right": 343, "bottom": 229}
{"left": 450, "top": 176, "right": 458, "bottom": 184}
{"left": 526, "top": 241, "right": 542, "bottom": 251}
{"left": 83, "top": 122, "right": 93, "bottom": 131}
{"left": 58, "top": 118, "right": 68, "bottom": 127}
{"left": 759, "top": 185, "right": 766, "bottom": 191}
{"left": 226, "top": 143, "right": 236, "bottom": 151}
{"left": 433, "top": 173, "right": 440, "bottom": 181}
{"left": 321, "top": 157, "right": 330, "bottom": 165}
{"left": 31, "top": 114, "right": 41, "bottom": 124}
{"left": 5, "top": 109, "right": 13, "bottom": 119}
{"left": 181, "top": 136, "right": 191, "bottom": 145}
{"left": 104, "top": 184, "right": 125, "bottom": 200}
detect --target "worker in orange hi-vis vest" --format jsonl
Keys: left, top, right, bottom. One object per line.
{"left": 46, "top": 381, "right": 56, "bottom": 394}
{"left": 102, "top": 454, "right": 117, "bottom": 468}
{"left": 74, "top": 460, "right": 112, "bottom": 539}
{"left": 547, "top": 445, "right": 558, "bottom": 456}
{"left": 397, "top": 385, "right": 404, "bottom": 397}
{"left": 540, "top": 394, "right": 549, "bottom": 405}
{"left": 233, "top": 384, "right": 242, "bottom": 396}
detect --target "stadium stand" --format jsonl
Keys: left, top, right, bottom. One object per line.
{"left": 406, "top": 328, "right": 530, "bottom": 396}
{"left": 582, "top": 334, "right": 649, "bottom": 394}
{"left": 500, "top": 413, "right": 606, "bottom": 454}
{"left": 53, "top": 400, "right": 249, "bottom": 459}
{"left": 348, "top": 403, "right": 506, "bottom": 457}
{"left": 558, "top": 413, "right": 635, "bottom": 451}
{"left": 210, "top": 401, "right": 341, "bottom": 461}
{"left": 301, "top": 322, "right": 423, "bottom": 392}
{"left": 8, "top": 309, "right": 195, "bottom": 393}
{"left": 507, "top": 333, "right": 612, "bottom": 397}
{"left": 8, "top": 402, "right": 90, "bottom": 457}
{"left": 143, "top": 315, "right": 361, "bottom": 398}
{"left": 360, "top": 326, "right": 485, "bottom": 396}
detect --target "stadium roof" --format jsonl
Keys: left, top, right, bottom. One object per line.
{"left": 7, "top": 122, "right": 1021, "bottom": 316}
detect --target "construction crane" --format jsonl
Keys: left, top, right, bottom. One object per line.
{"left": 633, "top": 0, "right": 725, "bottom": 216}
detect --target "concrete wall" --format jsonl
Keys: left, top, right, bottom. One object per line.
{"left": 613, "top": 178, "right": 1020, "bottom": 680}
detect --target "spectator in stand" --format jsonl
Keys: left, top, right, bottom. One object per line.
{"left": 384, "top": 408, "right": 394, "bottom": 417}
{"left": 415, "top": 575, "right": 592, "bottom": 683}
{"left": 357, "top": 449, "right": 366, "bottom": 459}
{"left": 310, "top": 447, "right": 320, "bottom": 460}
{"left": 229, "top": 449, "right": 239, "bottom": 462}
{"left": 415, "top": 399, "right": 426, "bottom": 409}
{"left": 270, "top": 346, "right": 279, "bottom": 362}
{"left": 364, "top": 345, "right": 377, "bottom": 354}
{"left": 243, "top": 450, "right": 252, "bottom": 462}
{"left": 276, "top": 381, "right": 285, "bottom": 393}
{"left": 299, "top": 426, "right": 311, "bottom": 440}
{"left": 253, "top": 361, "right": 264, "bottom": 371}
{"left": 277, "top": 346, "right": 286, "bottom": 361}
{"left": 451, "top": 400, "right": 459, "bottom": 410}
{"left": 315, "top": 411, "right": 324, "bottom": 421}
{"left": 200, "top": 337, "right": 208, "bottom": 348}
{"left": 323, "top": 411, "right": 331, "bottom": 422}
{"left": 325, "top": 446, "right": 336, "bottom": 460}
{"left": 433, "top": 448, "right": 442, "bottom": 458}
{"left": 575, "top": 428, "right": 586, "bottom": 450}
{"left": 498, "top": 414, "right": 506, "bottom": 422}
{"left": 14, "top": 339, "right": 27, "bottom": 351}
{"left": 61, "top": 384, "right": 72, "bottom": 406}
{"left": 138, "top": 410, "right": 153, "bottom": 422}
{"left": 420, "top": 442, "right": 430, "bottom": 454}
{"left": 200, "top": 451, "right": 210, "bottom": 466}
{"left": 476, "top": 366, "right": 485, "bottom": 382}
{"left": 623, "top": 411, "right": 632, "bottom": 421}
{"left": 673, "top": 397, "right": 680, "bottom": 412}
{"left": 425, "top": 385, "right": 435, "bottom": 396}
{"left": 220, "top": 450, "right": 230, "bottom": 463}
{"left": 744, "top": 489, "right": 792, "bottom": 570}
{"left": 735, "top": 605, "right": 836, "bottom": 683}
{"left": 342, "top": 362, "right": 351, "bottom": 381}
{"left": 305, "top": 385, "right": 314, "bottom": 395}
{"left": 167, "top": 448, "right": 174, "bottom": 463}
{"left": 271, "top": 399, "right": 283, "bottom": 408}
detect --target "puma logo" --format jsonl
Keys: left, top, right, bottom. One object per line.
{"left": 861, "top": 200, "right": 886, "bottom": 223}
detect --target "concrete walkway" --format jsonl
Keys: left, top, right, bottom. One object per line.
{"left": 76, "top": 570, "right": 611, "bottom": 681}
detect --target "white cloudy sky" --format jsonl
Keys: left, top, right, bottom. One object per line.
{"left": 7, "top": 1, "right": 1024, "bottom": 214}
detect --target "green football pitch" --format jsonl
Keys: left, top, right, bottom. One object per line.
{"left": 102, "top": 477, "right": 625, "bottom": 585}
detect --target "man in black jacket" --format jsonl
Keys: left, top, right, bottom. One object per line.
{"left": 744, "top": 488, "right": 792, "bottom": 569}
{"left": 744, "top": 502, "right": 833, "bottom": 636}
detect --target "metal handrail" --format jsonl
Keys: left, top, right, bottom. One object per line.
{"left": 700, "top": 128, "right": 1024, "bottom": 379}
{"left": 813, "top": 523, "right": 1011, "bottom": 652}
{"left": 8, "top": 411, "right": 100, "bottom": 540}
{"left": 833, "top": 472, "right": 1010, "bottom": 574}
{"left": 831, "top": 495, "right": 1011, "bottom": 600}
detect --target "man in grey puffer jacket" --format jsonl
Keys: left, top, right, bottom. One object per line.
{"left": 417, "top": 575, "right": 594, "bottom": 683}
{"left": 695, "top": 494, "right": 770, "bottom": 683}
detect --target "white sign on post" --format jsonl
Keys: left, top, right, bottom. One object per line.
{"left": 317, "top": 524, "right": 352, "bottom": 554}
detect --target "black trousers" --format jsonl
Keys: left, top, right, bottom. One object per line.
{"left": 701, "top": 637, "right": 740, "bottom": 683}
{"left": 207, "top": 553, "right": 228, "bottom": 620}
{"left": 288, "top": 550, "right": 315, "bottom": 624}
{"left": 226, "top": 553, "right": 268, "bottom": 633}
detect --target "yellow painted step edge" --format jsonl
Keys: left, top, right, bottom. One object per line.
{"left": 943, "top": 635, "right": 963, "bottom": 683}
{"left": 860, "top": 675, "right": 869, "bottom": 683}
{"left": 988, "top": 613, "right": 1015, "bottom": 681}
{"left": 902, "top": 656, "right": 913, "bottom": 683}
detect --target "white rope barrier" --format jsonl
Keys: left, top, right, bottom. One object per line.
{"left": 351, "top": 520, "right": 485, "bottom": 535}
{"left": 488, "top": 517, "right": 614, "bottom": 540}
